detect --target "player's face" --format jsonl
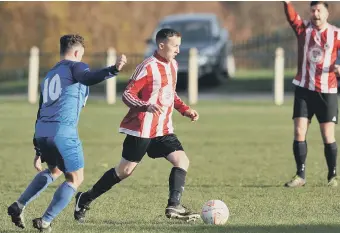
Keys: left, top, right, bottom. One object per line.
{"left": 310, "top": 3, "right": 329, "bottom": 28}
{"left": 74, "top": 46, "right": 85, "bottom": 62}
{"left": 159, "top": 36, "right": 181, "bottom": 62}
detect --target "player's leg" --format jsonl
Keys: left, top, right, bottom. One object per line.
{"left": 147, "top": 134, "right": 199, "bottom": 221}
{"left": 285, "top": 87, "right": 312, "bottom": 187}
{"left": 16, "top": 166, "right": 62, "bottom": 206}
{"left": 315, "top": 92, "right": 338, "bottom": 186}
{"left": 7, "top": 137, "right": 62, "bottom": 229}
{"left": 32, "top": 137, "right": 84, "bottom": 231}
{"left": 74, "top": 135, "right": 150, "bottom": 222}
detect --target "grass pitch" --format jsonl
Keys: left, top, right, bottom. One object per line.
{"left": 1, "top": 99, "right": 340, "bottom": 233}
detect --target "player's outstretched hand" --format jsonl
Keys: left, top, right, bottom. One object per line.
{"left": 147, "top": 104, "right": 164, "bottom": 116}
{"left": 33, "top": 155, "right": 42, "bottom": 172}
{"left": 115, "top": 54, "right": 127, "bottom": 71}
{"left": 184, "top": 109, "right": 199, "bottom": 122}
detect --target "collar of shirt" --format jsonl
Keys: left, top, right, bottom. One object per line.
{"left": 153, "top": 51, "right": 170, "bottom": 64}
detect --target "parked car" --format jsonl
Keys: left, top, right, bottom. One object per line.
{"left": 144, "top": 13, "right": 235, "bottom": 86}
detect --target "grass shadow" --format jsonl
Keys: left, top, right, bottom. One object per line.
{"left": 86, "top": 223, "right": 340, "bottom": 233}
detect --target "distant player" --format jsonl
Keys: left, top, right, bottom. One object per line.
{"left": 74, "top": 28, "right": 201, "bottom": 222}
{"left": 283, "top": 1, "right": 340, "bottom": 187}
{"left": 7, "top": 34, "right": 127, "bottom": 231}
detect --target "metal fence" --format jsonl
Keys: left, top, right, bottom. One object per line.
{"left": 0, "top": 30, "right": 301, "bottom": 95}
{"left": 233, "top": 29, "right": 297, "bottom": 70}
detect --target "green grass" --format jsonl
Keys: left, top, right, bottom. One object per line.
{"left": 211, "top": 68, "right": 297, "bottom": 93}
{"left": 235, "top": 68, "right": 297, "bottom": 79}
{"left": 1, "top": 99, "right": 340, "bottom": 233}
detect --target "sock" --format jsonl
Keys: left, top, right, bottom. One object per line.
{"left": 41, "top": 219, "right": 51, "bottom": 228}
{"left": 324, "top": 142, "right": 337, "bottom": 180}
{"left": 293, "top": 140, "right": 307, "bottom": 179}
{"left": 16, "top": 201, "right": 25, "bottom": 210}
{"left": 17, "top": 169, "right": 55, "bottom": 207}
{"left": 42, "top": 182, "right": 76, "bottom": 223}
{"left": 84, "top": 168, "right": 121, "bottom": 203}
{"left": 168, "top": 167, "right": 187, "bottom": 206}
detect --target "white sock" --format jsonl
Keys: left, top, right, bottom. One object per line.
{"left": 41, "top": 219, "right": 50, "bottom": 228}
{"left": 16, "top": 201, "right": 25, "bottom": 210}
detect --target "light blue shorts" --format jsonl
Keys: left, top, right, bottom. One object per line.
{"left": 35, "top": 136, "right": 84, "bottom": 173}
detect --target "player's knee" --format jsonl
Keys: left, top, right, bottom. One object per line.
{"left": 115, "top": 158, "right": 138, "bottom": 179}
{"left": 321, "top": 131, "right": 335, "bottom": 143}
{"left": 48, "top": 166, "right": 63, "bottom": 179}
{"left": 320, "top": 123, "right": 336, "bottom": 143}
{"left": 294, "top": 126, "right": 307, "bottom": 140}
{"left": 168, "top": 151, "right": 190, "bottom": 171}
{"left": 117, "top": 167, "right": 134, "bottom": 179}
{"left": 179, "top": 154, "right": 190, "bottom": 171}
{"left": 65, "top": 169, "right": 84, "bottom": 188}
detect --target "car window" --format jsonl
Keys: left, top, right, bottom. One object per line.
{"left": 160, "top": 20, "right": 212, "bottom": 43}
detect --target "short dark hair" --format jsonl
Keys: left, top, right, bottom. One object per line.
{"left": 59, "top": 34, "right": 85, "bottom": 55}
{"left": 310, "top": 1, "right": 328, "bottom": 9}
{"left": 155, "top": 28, "right": 181, "bottom": 44}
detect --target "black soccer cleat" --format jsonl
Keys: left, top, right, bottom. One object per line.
{"left": 165, "top": 204, "right": 200, "bottom": 222}
{"left": 7, "top": 202, "right": 25, "bottom": 229}
{"left": 74, "top": 192, "right": 91, "bottom": 223}
{"left": 32, "top": 218, "right": 52, "bottom": 232}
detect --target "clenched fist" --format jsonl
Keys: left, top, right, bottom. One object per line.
{"left": 115, "top": 54, "right": 127, "bottom": 71}
{"left": 183, "top": 108, "right": 199, "bottom": 122}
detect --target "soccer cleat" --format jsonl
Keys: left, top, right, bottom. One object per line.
{"left": 74, "top": 192, "right": 91, "bottom": 223}
{"left": 328, "top": 176, "right": 338, "bottom": 187}
{"left": 7, "top": 202, "right": 25, "bottom": 229}
{"left": 165, "top": 204, "right": 200, "bottom": 222}
{"left": 284, "top": 175, "right": 306, "bottom": 187}
{"left": 32, "top": 218, "right": 52, "bottom": 232}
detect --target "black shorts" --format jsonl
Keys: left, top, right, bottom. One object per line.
{"left": 122, "top": 134, "right": 184, "bottom": 162}
{"left": 293, "top": 86, "right": 338, "bottom": 124}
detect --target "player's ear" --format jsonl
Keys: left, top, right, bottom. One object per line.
{"left": 74, "top": 50, "right": 79, "bottom": 58}
{"left": 159, "top": 42, "right": 165, "bottom": 50}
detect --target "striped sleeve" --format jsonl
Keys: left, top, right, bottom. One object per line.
{"left": 284, "top": 2, "right": 305, "bottom": 36}
{"left": 174, "top": 92, "right": 190, "bottom": 115}
{"left": 122, "top": 64, "right": 150, "bottom": 111}
{"left": 336, "top": 27, "right": 340, "bottom": 49}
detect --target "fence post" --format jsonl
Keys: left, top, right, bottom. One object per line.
{"left": 28, "top": 46, "right": 39, "bottom": 104}
{"left": 188, "top": 48, "right": 198, "bottom": 105}
{"left": 106, "top": 48, "right": 117, "bottom": 104}
{"left": 274, "top": 47, "right": 285, "bottom": 106}
{"left": 226, "top": 54, "right": 235, "bottom": 78}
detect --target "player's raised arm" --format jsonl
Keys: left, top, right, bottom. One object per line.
{"left": 284, "top": 1, "right": 305, "bottom": 35}
{"left": 72, "top": 54, "right": 127, "bottom": 86}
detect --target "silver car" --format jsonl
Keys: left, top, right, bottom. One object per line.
{"left": 145, "top": 13, "right": 234, "bottom": 87}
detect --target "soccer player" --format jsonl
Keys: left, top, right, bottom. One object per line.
{"left": 73, "top": 28, "right": 201, "bottom": 222}
{"left": 283, "top": 1, "right": 340, "bottom": 187}
{"left": 7, "top": 34, "right": 127, "bottom": 231}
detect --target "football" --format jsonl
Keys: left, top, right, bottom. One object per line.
{"left": 201, "top": 200, "right": 229, "bottom": 225}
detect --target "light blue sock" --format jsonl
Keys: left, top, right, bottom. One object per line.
{"left": 42, "top": 182, "right": 76, "bottom": 223}
{"left": 17, "top": 169, "right": 55, "bottom": 206}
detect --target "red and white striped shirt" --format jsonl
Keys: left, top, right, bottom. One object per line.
{"left": 285, "top": 2, "right": 340, "bottom": 93}
{"left": 119, "top": 52, "right": 190, "bottom": 138}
